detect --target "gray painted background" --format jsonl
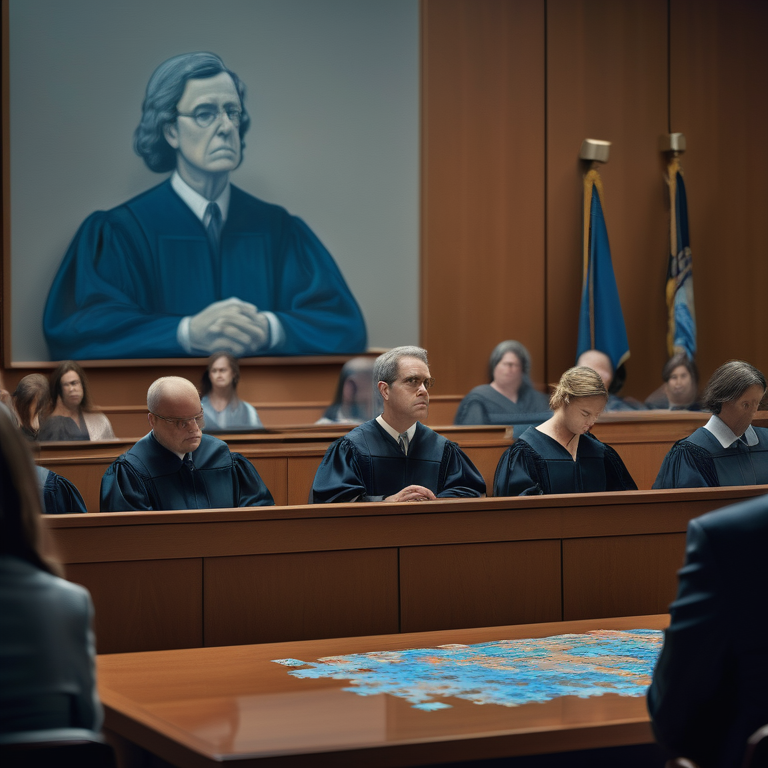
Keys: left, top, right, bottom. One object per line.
{"left": 9, "top": 0, "right": 419, "bottom": 361}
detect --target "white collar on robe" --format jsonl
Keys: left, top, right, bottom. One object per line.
{"left": 376, "top": 415, "right": 417, "bottom": 447}
{"left": 171, "top": 171, "right": 231, "bottom": 225}
{"left": 704, "top": 414, "right": 758, "bottom": 448}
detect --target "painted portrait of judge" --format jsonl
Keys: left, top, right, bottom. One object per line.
{"left": 43, "top": 52, "right": 368, "bottom": 360}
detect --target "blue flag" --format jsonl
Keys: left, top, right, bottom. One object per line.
{"left": 666, "top": 158, "right": 696, "bottom": 359}
{"left": 576, "top": 169, "right": 630, "bottom": 373}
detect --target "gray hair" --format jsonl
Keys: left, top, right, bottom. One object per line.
{"left": 374, "top": 346, "right": 429, "bottom": 386}
{"left": 488, "top": 340, "right": 531, "bottom": 381}
{"left": 147, "top": 376, "right": 199, "bottom": 413}
{"left": 701, "top": 360, "right": 766, "bottom": 414}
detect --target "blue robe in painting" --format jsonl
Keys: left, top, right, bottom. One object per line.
{"left": 493, "top": 426, "right": 637, "bottom": 497}
{"left": 44, "top": 181, "right": 367, "bottom": 359}
{"left": 652, "top": 426, "right": 768, "bottom": 489}
{"left": 310, "top": 420, "right": 486, "bottom": 503}
{"left": 100, "top": 432, "right": 274, "bottom": 512}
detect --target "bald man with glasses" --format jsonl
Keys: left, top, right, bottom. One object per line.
{"left": 100, "top": 376, "right": 273, "bottom": 512}
{"left": 311, "top": 347, "right": 486, "bottom": 503}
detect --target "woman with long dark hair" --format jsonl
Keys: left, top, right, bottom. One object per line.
{"left": 200, "top": 353, "right": 263, "bottom": 432}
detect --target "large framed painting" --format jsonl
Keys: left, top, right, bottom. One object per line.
{"left": 2, "top": 0, "right": 418, "bottom": 364}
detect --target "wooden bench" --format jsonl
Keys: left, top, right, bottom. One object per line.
{"left": 43, "top": 485, "right": 768, "bottom": 654}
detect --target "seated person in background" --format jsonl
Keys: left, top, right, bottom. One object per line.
{"left": 12, "top": 373, "right": 51, "bottom": 440}
{"left": 454, "top": 340, "right": 551, "bottom": 426}
{"left": 0, "top": 410, "right": 102, "bottom": 734}
{"left": 0, "top": 372, "right": 13, "bottom": 419}
{"left": 316, "top": 357, "right": 380, "bottom": 425}
{"left": 37, "top": 362, "right": 115, "bottom": 442}
{"left": 576, "top": 349, "right": 646, "bottom": 412}
{"left": 311, "top": 346, "right": 486, "bottom": 503}
{"left": 101, "top": 376, "right": 273, "bottom": 511}
{"left": 647, "top": 492, "right": 768, "bottom": 768}
{"left": 645, "top": 352, "right": 701, "bottom": 411}
{"left": 653, "top": 360, "right": 768, "bottom": 489}
{"left": 493, "top": 366, "right": 637, "bottom": 496}
{"left": 201, "top": 353, "right": 263, "bottom": 432}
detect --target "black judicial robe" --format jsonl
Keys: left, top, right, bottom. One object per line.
{"left": 36, "top": 466, "right": 87, "bottom": 515}
{"left": 100, "top": 432, "right": 274, "bottom": 512}
{"left": 493, "top": 426, "right": 637, "bottom": 497}
{"left": 652, "top": 426, "right": 768, "bottom": 489}
{"left": 454, "top": 382, "right": 551, "bottom": 426}
{"left": 310, "top": 420, "right": 486, "bottom": 503}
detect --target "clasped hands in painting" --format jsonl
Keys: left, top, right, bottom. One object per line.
{"left": 188, "top": 297, "right": 270, "bottom": 356}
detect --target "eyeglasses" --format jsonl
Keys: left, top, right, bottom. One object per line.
{"left": 398, "top": 376, "right": 435, "bottom": 390}
{"left": 150, "top": 411, "right": 206, "bottom": 430}
{"left": 176, "top": 107, "right": 242, "bottom": 128}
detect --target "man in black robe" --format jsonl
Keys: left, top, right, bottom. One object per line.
{"left": 100, "top": 377, "right": 273, "bottom": 511}
{"left": 311, "top": 346, "right": 486, "bottom": 503}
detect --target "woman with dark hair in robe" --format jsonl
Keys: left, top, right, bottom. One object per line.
{"left": 493, "top": 366, "right": 637, "bottom": 496}
{"left": 454, "top": 340, "right": 551, "bottom": 425}
{"left": 0, "top": 409, "right": 101, "bottom": 733}
{"left": 653, "top": 360, "right": 768, "bottom": 489}
{"left": 200, "top": 353, "right": 263, "bottom": 432}
{"left": 37, "top": 362, "right": 115, "bottom": 442}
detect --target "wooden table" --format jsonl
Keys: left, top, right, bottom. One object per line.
{"left": 98, "top": 614, "right": 668, "bottom": 767}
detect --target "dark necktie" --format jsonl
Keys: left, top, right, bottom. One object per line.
{"left": 398, "top": 432, "right": 409, "bottom": 455}
{"left": 206, "top": 202, "right": 222, "bottom": 254}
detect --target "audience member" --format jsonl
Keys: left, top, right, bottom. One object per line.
{"left": 653, "top": 360, "right": 768, "bottom": 488}
{"left": 648, "top": 492, "right": 768, "bottom": 768}
{"left": 12, "top": 374, "right": 51, "bottom": 440}
{"left": 0, "top": 371, "right": 13, "bottom": 420}
{"left": 0, "top": 409, "right": 102, "bottom": 734}
{"left": 645, "top": 352, "right": 701, "bottom": 411}
{"left": 576, "top": 349, "right": 646, "bottom": 411}
{"left": 100, "top": 376, "right": 273, "bottom": 511}
{"left": 311, "top": 346, "right": 486, "bottom": 503}
{"left": 201, "top": 353, "right": 263, "bottom": 432}
{"left": 493, "top": 366, "right": 637, "bottom": 496}
{"left": 454, "top": 340, "right": 551, "bottom": 426}
{"left": 37, "top": 362, "right": 115, "bottom": 442}
{"left": 316, "top": 357, "right": 380, "bottom": 425}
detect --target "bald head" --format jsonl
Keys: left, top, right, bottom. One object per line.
{"left": 576, "top": 350, "right": 614, "bottom": 389}
{"left": 147, "top": 377, "right": 203, "bottom": 455}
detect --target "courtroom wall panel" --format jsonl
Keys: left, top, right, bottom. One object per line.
{"left": 546, "top": 0, "right": 669, "bottom": 400}
{"left": 669, "top": 0, "right": 768, "bottom": 380}
{"left": 204, "top": 549, "right": 399, "bottom": 646}
{"left": 66, "top": 559, "right": 203, "bottom": 654}
{"left": 421, "top": 0, "right": 547, "bottom": 396}
{"left": 400, "top": 540, "right": 562, "bottom": 632}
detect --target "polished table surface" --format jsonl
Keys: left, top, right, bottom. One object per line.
{"left": 97, "top": 614, "right": 669, "bottom": 767}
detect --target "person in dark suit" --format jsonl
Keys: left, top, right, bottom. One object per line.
{"left": 647, "top": 493, "right": 768, "bottom": 768}
{"left": 0, "top": 409, "right": 102, "bottom": 734}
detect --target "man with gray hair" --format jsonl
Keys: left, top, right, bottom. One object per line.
{"left": 311, "top": 346, "right": 485, "bottom": 502}
{"left": 100, "top": 376, "right": 273, "bottom": 511}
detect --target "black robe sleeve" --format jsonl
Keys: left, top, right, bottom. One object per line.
{"left": 492, "top": 441, "right": 546, "bottom": 497}
{"left": 652, "top": 440, "right": 719, "bottom": 489}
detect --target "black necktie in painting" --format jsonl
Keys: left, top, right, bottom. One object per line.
{"left": 206, "top": 202, "right": 223, "bottom": 297}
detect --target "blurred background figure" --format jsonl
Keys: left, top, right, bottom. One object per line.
{"left": 201, "top": 353, "right": 263, "bottom": 432}
{"left": 454, "top": 341, "right": 551, "bottom": 426}
{"left": 0, "top": 371, "right": 13, "bottom": 419}
{"left": 12, "top": 374, "right": 51, "bottom": 440}
{"left": 654, "top": 360, "right": 768, "bottom": 489}
{"left": 37, "top": 362, "right": 115, "bottom": 442}
{"left": 645, "top": 352, "right": 700, "bottom": 411}
{"left": 0, "top": 409, "right": 102, "bottom": 735}
{"left": 576, "top": 349, "right": 645, "bottom": 412}
{"left": 493, "top": 366, "right": 637, "bottom": 496}
{"left": 316, "top": 357, "right": 380, "bottom": 425}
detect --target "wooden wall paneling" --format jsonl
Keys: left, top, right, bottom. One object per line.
{"left": 421, "top": 0, "right": 547, "bottom": 397}
{"left": 669, "top": 0, "right": 768, "bottom": 381}
{"left": 561, "top": 533, "right": 686, "bottom": 620}
{"left": 399, "top": 540, "right": 562, "bottom": 632}
{"left": 546, "top": 0, "right": 669, "bottom": 400}
{"left": 203, "top": 548, "right": 399, "bottom": 646}
{"left": 66, "top": 559, "right": 203, "bottom": 654}
{"left": 243, "top": 456, "right": 288, "bottom": 507}
{"left": 459, "top": 441, "right": 510, "bottom": 495}
{"left": 286, "top": 455, "right": 324, "bottom": 505}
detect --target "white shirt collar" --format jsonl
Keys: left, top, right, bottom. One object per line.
{"left": 376, "top": 415, "right": 417, "bottom": 445}
{"left": 171, "top": 171, "right": 230, "bottom": 224}
{"left": 703, "top": 414, "right": 759, "bottom": 448}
